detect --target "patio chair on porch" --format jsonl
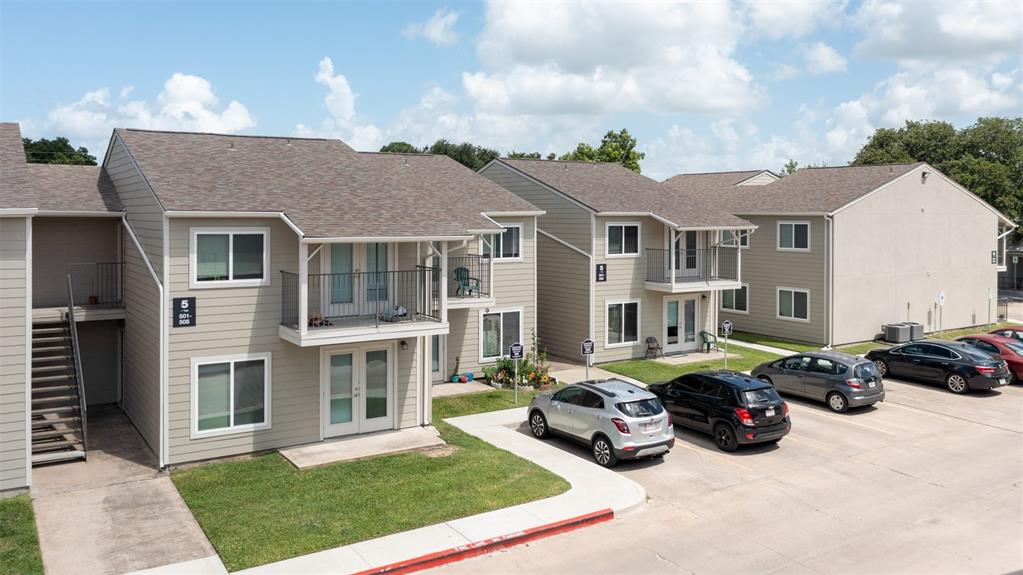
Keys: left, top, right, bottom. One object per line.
{"left": 453, "top": 266, "right": 482, "bottom": 296}
{"left": 645, "top": 336, "right": 663, "bottom": 358}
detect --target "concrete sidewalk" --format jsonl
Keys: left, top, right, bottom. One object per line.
{"left": 227, "top": 407, "right": 646, "bottom": 575}
{"left": 725, "top": 338, "right": 801, "bottom": 356}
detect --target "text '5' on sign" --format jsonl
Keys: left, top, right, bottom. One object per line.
{"left": 173, "top": 297, "right": 196, "bottom": 327}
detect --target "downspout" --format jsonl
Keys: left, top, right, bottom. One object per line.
{"left": 825, "top": 214, "right": 834, "bottom": 348}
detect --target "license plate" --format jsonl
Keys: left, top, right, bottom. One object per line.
{"left": 642, "top": 422, "right": 658, "bottom": 432}
{"left": 766, "top": 408, "right": 776, "bottom": 417}
{"left": 998, "top": 378, "right": 1006, "bottom": 385}
{"left": 868, "top": 381, "right": 877, "bottom": 389}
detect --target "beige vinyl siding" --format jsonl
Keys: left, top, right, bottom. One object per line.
{"left": 720, "top": 215, "right": 827, "bottom": 344}
{"left": 832, "top": 167, "right": 1000, "bottom": 345}
{"left": 737, "top": 172, "right": 779, "bottom": 186}
{"left": 32, "top": 217, "right": 120, "bottom": 308}
{"left": 446, "top": 217, "right": 537, "bottom": 377}
{"left": 0, "top": 217, "right": 28, "bottom": 491}
{"left": 536, "top": 233, "right": 589, "bottom": 359}
{"left": 480, "top": 162, "right": 592, "bottom": 253}
{"left": 120, "top": 228, "right": 161, "bottom": 455}
{"left": 106, "top": 137, "right": 164, "bottom": 279}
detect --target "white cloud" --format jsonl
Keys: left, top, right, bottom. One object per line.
{"left": 402, "top": 8, "right": 460, "bottom": 45}
{"left": 774, "top": 63, "right": 802, "bottom": 80}
{"left": 30, "top": 73, "right": 255, "bottom": 154}
{"left": 296, "top": 57, "right": 385, "bottom": 150}
{"left": 855, "top": 0, "right": 1022, "bottom": 65}
{"left": 803, "top": 42, "right": 847, "bottom": 74}
{"left": 741, "top": 0, "right": 847, "bottom": 39}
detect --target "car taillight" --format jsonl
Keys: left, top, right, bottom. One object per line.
{"left": 783, "top": 402, "right": 789, "bottom": 416}
{"left": 976, "top": 366, "right": 996, "bottom": 375}
{"left": 611, "top": 417, "right": 630, "bottom": 434}
{"left": 735, "top": 407, "right": 754, "bottom": 426}
{"left": 845, "top": 378, "right": 863, "bottom": 389}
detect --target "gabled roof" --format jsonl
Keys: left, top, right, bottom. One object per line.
{"left": 663, "top": 163, "right": 925, "bottom": 214}
{"left": 495, "top": 158, "right": 753, "bottom": 230}
{"left": 27, "top": 164, "right": 123, "bottom": 213}
{"left": 0, "top": 122, "right": 33, "bottom": 209}
{"left": 114, "top": 129, "right": 539, "bottom": 239}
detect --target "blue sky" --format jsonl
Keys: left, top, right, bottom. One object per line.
{"left": 2, "top": 0, "right": 1020, "bottom": 179}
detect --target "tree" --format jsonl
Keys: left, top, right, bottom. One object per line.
{"left": 379, "top": 141, "right": 421, "bottom": 154}
{"left": 507, "top": 151, "right": 542, "bottom": 159}
{"left": 424, "top": 139, "right": 500, "bottom": 171}
{"left": 22, "top": 137, "right": 96, "bottom": 165}
{"left": 852, "top": 117, "right": 1023, "bottom": 233}
{"left": 560, "top": 129, "right": 645, "bottom": 172}
{"left": 782, "top": 159, "right": 799, "bottom": 175}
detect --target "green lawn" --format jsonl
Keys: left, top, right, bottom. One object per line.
{"left": 602, "top": 347, "right": 783, "bottom": 384}
{"left": 173, "top": 391, "right": 569, "bottom": 571}
{"left": 0, "top": 495, "right": 43, "bottom": 575}
{"left": 727, "top": 330, "right": 822, "bottom": 353}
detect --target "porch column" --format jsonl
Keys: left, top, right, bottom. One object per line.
{"left": 440, "top": 241, "right": 448, "bottom": 322}
{"left": 299, "top": 241, "right": 308, "bottom": 335}
{"left": 736, "top": 236, "right": 742, "bottom": 283}
{"left": 423, "top": 336, "right": 433, "bottom": 425}
{"left": 670, "top": 227, "right": 677, "bottom": 288}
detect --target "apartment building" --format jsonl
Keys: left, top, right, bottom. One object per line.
{"left": 480, "top": 158, "right": 753, "bottom": 363}
{"left": 0, "top": 123, "right": 541, "bottom": 493}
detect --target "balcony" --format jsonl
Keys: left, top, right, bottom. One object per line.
{"left": 33, "top": 262, "right": 125, "bottom": 322}
{"left": 447, "top": 255, "right": 494, "bottom": 308}
{"left": 644, "top": 247, "right": 742, "bottom": 293}
{"left": 279, "top": 267, "right": 446, "bottom": 346}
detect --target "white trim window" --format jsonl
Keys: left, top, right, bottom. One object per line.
{"left": 480, "top": 308, "right": 523, "bottom": 362}
{"left": 721, "top": 284, "right": 749, "bottom": 314}
{"left": 482, "top": 223, "right": 522, "bottom": 262}
{"left": 777, "top": 287, "right": 810, "bottom": 322}
{"left": 190, "top": 227, "right": 270, "bottom": 288}
{"left": 191, "top": 352, "right": 271, "bottom": 437}
{"left": 606, "top": 222, "right": 641, "bottom": 257}
{"left": 720, "top": 229, "right": 749, "bottom": 248}
{"left": 777, "top": 221, "right": 810, "bottom": 251}
{"left": 606, "top": 300, "right": 640, "bottom": 346}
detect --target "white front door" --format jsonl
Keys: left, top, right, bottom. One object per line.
{"left": 322, "top": 344, "right": 395, "bottom": 437}
{"left": 321, "top": 243, "right": 391, "bottom": 319}
{"left": 664, "top": 296, "right": 700, "bottom": 354}
{"left": 431, "top": 334, "right": 446, "bottom": 384}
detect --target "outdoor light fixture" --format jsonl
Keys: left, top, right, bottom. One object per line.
{"left": 400, "top": 340, "right": 408, "bottom": 350}
{"left": 921, "top": 171, "right": 930, "bottom": 182}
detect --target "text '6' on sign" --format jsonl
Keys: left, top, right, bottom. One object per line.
{"left": 509, "top": 343, "right": 524, "bottom": 360}
{"left": 173, "top": 297, "right": 196, "bottom": 327}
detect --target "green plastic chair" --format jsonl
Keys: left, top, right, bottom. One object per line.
{"left": 453, "top": 267, "right": 482, "bottom": 296}
{"left": 700, "top": 330, "right": 717, "bottom": 353}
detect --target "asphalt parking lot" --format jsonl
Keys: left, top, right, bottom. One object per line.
{"left": 434, "top": 378, "right": 1023, "bottom": 574}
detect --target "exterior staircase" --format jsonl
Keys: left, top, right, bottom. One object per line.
{"left": 31, "top": 293, "right": 88, "bottom": 464}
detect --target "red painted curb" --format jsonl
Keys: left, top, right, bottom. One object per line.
{"left": 351, "top": 508, "right": 615, "bottom": 575}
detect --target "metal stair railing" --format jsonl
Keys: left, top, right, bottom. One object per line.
{"left": 65, "top": 274, "right": 88, "bottom": 458}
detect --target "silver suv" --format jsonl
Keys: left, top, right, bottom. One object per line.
{"left": 528, "top": 379, "right": 674, "bottom": 467}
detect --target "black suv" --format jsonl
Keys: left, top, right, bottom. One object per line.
{"left": 648, "top": 371, "right": 791, "bottom": 452}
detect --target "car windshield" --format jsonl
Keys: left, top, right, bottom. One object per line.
{"left": 617, "top": 398, "right": 664, "bottom": 417}
{"left": 854, "top": 362, "right": 878, "bottom": 379}
{"left": 1005, "top": 342, "right": 1023, "bottom": 356}
{"left": 742, "top": 387, "right": 782, "bottom": 406}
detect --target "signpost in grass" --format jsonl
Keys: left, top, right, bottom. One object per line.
{"left": 721, "top": 320, "right": 733, "bottom": 370}
{"left": 510, "top": 342, "right": 524, "bottom": 404}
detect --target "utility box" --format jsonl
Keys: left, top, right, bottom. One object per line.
{"left": 883, "top": 323, "right": 911, "bottom": 343}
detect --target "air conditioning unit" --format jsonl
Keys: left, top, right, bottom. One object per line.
{"left": 883, "top": 323, "right": 911, "bottom": 343}
{"left": 904, "top": 322, "right": 924, "bottom": 341}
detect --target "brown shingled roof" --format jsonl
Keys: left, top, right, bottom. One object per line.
{"left": 0, "top": 122, "right": 32, "bottom": 208}
{"left": 497, "top": 158, "right": 753, "bottom": 229}
{"left": 115, "top": 129, "right": 538, "bottom": 239}
{"left": 27, "top": 164, "right": 123, "bottom": 213}
{"left": 663, "top": 163, "right": 924, "bottom": 214}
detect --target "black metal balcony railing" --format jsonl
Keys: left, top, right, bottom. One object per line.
{"left": 281, "top": 267, "right": 440, "bottom": 330}
{"left": 448, "top": 255, "right": 491, "bottom": 298}
{"left": 645, "top": 247, "right": 739, "bottom": 284}
{"left": 68, "top": 262, "right": 124, "bottom": 308}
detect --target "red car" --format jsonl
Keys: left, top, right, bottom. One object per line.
{"left": 956, "top": 334, "right": 1023, "bottom": 384}
{"left": 989, "top": 327, "right": 1023, "bottom": 342}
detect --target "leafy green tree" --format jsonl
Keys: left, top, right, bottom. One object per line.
{"left": 425, "top": 139, "right": 500, "bottom": 171}
{"left": 853, "top": 117, "right": 1023, "bottom": 232}
{"left": 379, "top": 141, "right": 421, "bottom": 154}
{"left": 22, "top": 137, "right": 96, "bottom": 165}
{"left": 782, "top": 159, "right": 799, "bottom": 175}
{"left": 507, "top": 151, "right": 542, "bottom": 159}
{"left": 560, "top": 129, "right": 645, "bottom": 172}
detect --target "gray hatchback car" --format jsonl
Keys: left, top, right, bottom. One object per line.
{"left": 751, "top": 351, "right": 885, "bottom": 412}
{"left": 528, "top": 379, "right": 674, "bottom": 467}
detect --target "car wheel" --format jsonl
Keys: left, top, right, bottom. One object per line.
{"left": 528, "top": 411, "right": 550, "bottom": 439}
{"left": 591, "top": 435, "right": 618, "bottom": 468}
{"left": 826, "top": 391, "right": 849, "bottom": 413}
{"left": 713, "top": 423, "right": 739, "bottom": 452}
{"left": 757, "top": 375, "right": 773, "bottom": 384}
{"left": 945, "top": 373, "right": 969, "bottom": 394}
{"left": 875, "top": 359, "right": 889, "bottom": 377}
{"left": 1011, "top": 371, "right": 1020, "bottom": 386}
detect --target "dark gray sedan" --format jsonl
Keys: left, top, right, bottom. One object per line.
{"left": 751, "top": 351, "right": 885, "bottom": 413}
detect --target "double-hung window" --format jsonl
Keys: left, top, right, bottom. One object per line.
{"left": 606, "top": 223, "right": 640, "bottom": 257}
{"left": 606, "top": 301, "right": 639, "bottom": 346}
{"left": 777, "top": 221, "right": 810, "bottom": 251}
{"left": 721, "top": 284, "right": 749, "bottom": 313}
{"left": 191, "top": 228, "right": 270, "bottom": 288}
{"left": 482, "top": 224, "right": 522, "bottom": 261}
{"left": 192, "top": 353, "right": 271, "bottom": 436}
{"left": 720, "top": 229, "right": 749, "bottom": 248}
{"left": 481, "top": 309, "right": 522, "bottom": 361}
{"left": 777, "top": 288, "right": 810, "bottom": 321}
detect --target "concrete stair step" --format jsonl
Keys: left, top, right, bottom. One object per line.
{"left": 32, "top": 438, "right": 84, "bottom": 453}
{"left": 32, "top": 450, "right": 86, "bottom": 465}
{"left": 32, "top": 416, "right": 80, "bottom": 428}
{"left": 32, "top": 405, "right": 79, "bottom": 416}
{"left": 32, "top": 428, "right": 82, "bottom": 440}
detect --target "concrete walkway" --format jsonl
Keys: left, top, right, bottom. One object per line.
{"left": 32, "top": 406, "right": 218, "bottom": 575}
{"left": 431, "top": 380, "right": 492, "bottom": 397}
{"left": 223, "top": 407, "right": 646, "bottom": 574}
{"left": 279, "top": 427, "right": 445, "bottom": 469}
{"left": 547, "top": 359, "right": 644, "bottom": 387}
{"left": 725, "top": 338, "right": 801, "bottom": 356}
